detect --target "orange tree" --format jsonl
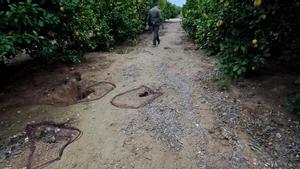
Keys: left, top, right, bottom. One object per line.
{"left": 183, "top": 0, "right": 300, "bottom": 112}
{"left": 183, "top": 0, "right": 299, "bottom": 78}
{"left": 1, "top": 0, "right": 178, "bottom": 63}
{"left": 0, "top": 0, "right": 114, "bottom": 63}
{"left": 159, "top": 0, "right": 181, "bottom": 20}
{"left": 163, "top": 2, "right": 181, "bottom": 19}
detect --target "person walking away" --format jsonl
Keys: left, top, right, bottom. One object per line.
{"left": 148, "top": 5, "right": 161, "bottom": 47}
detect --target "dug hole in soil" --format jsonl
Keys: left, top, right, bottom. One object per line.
{"left": 0, "top": 71, "right": 116, "bottom": 108}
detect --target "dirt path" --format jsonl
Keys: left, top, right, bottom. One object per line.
{"left": 2, "top": 19, "right": 299, "bottom": 169}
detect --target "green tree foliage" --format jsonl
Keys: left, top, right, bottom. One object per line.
{"left": 0, "top": 0, "right": 179, "bottom": 64}
{"left": 162, "top": 1, "right": 181, "bottom": 19}
{"left": 183, "top": 0, "right": 300, "bottom": 78}
{"left": 183, "top": 0, "right": 300, "bottom": 112}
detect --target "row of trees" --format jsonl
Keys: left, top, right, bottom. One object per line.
{"left": 182, "top": 0, "right": 300, "bottom": 112}
{"left": 160, "top": 0, "right": 181, "bottom": 19}
{"left": 0, "top": 0, "right": 180, "bottom": 64}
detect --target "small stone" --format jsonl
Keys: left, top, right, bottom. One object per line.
{"left": 55, "top": 128, "right": 61, "bottom": 133}
{"left": 276, "top": 133, "right": 282, "bottom": 138}
{"left": 249, "top": 92, "right": 255, "bottom": 97}
{"left": 144, "top": 117, "right": 149, "bottom": 121}
{"left": 253, "top": 158, "right": 257, "bottom": 165}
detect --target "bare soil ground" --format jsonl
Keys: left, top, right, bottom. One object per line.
{"left": 0, "top": 19, "right": 299, "bottom": 169}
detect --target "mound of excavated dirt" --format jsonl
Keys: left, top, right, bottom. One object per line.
{"left": 111, "top": 85, "right": 162, "bottom": 109}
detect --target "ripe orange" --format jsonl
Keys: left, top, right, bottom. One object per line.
{"left": 254, "top": 0, "right": 262, "bottom": 7}
{"left": 216, "top": 20, "right": 224, "bottom": 27}
{"left": 260, "top": 14, "right": 267, "bottom": 20}
{"left": 224, "top": 1, "right": 230, "bottom": 8}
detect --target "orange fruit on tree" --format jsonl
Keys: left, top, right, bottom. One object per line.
{"left": 216, "top": 20, "right": 224, "bottom": 27}
{"left": 75, "top": 31, "right": 80, "bottom": 37}
{"left": 224, "top": 1, "right": 230, "bottom": 8}
{"left": 60, "top": 6, "right": 64, "bottom": 12}
{"left": 260, "top": 14, "right": 267, "bottom": 20}
{"left": 254, "top": 0, "right": 262, "bottom": 7}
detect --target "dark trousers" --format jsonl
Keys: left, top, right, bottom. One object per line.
{"left": 152, "top": 25, "right": 160, "bottom": 46}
